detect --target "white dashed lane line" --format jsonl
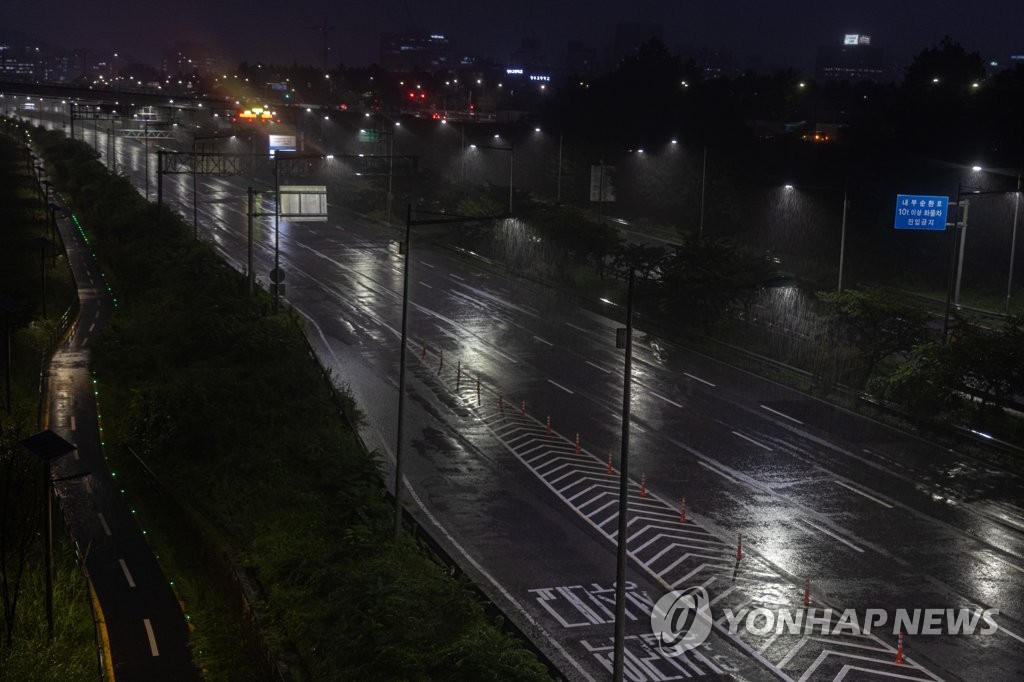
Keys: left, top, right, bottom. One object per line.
{"left": 143, "top": 619, "right": 160, "bottom": 656}
{"left": 760, "top": 404, "right": 804, "bottom": 425}
{"left": 732, "top": 431, "right": 773, "bottom": 451}
{"left": 547, "top": 379, "right": 574, "bottom": 395}
{"left": 684, "top": 372, "right": 716, "bottom": 388}
{"left": 834, "top": 480, "right": 894, "bottom": 508}
{"left": 97, "top": 513, "right": 112, "bottom": 536}
{"left": 651, "top": 392, "right": 683, "bottom": 408}
{"left": 533, "top": 335, "right": 554, "bottom": 346}
{"left": 118, "top": 558, "right": 136, "bottom": 587}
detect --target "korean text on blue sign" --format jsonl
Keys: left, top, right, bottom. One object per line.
{"left": 894, "top": 195, "right": 949, "bottom": 230}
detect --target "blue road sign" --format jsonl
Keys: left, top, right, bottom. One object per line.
{"left": 894, "top": 194, "right": 949, "bottom": 230}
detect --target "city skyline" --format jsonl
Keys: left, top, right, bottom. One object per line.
{"left": 4, "top": 0, "right": 1022, "bottom": 75}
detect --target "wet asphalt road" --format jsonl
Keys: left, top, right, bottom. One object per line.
{"left": 19, "top": 104, "right": 1024, "bottom": 681}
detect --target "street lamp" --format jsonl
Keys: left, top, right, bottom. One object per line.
{"left": 943, "top": 165, "right": 1023, "bottom": 331}
{"left": 783, "top": 182, "right": 850, "bottom": 292}
{"left": 392, "top": 207, "right": 509, "bottom": 540}
{"left": 611, "top": 268, "right": 636, "bottom": 682}
{"left": 19, "top": 430, "right": 77, "bottom": 641}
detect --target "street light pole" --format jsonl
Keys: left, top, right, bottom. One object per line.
{"left": 837, "top": 185, "right": 849, "bottom": 294}
{"left": 953, "top": 199, "right": 970, "bottom": 306}
{"left": 144, "top": 118, "right": 150, "bottom": 201}
{"left": 394, "top": 205, "right": 412, "bottom": 540}
{"left": 942, "top": 183, "right": 964, "bottom": 340}
{"left": 273, "top": 159, "right": 281, "bottom": 314}
{"left": 611, "top": 268, "right": 636, "bottom": 682}
{"left": 699, "top": 145, "right": 707, "bottom": 238}
{"left": 1006, "top": 174, "right": 1021, "bottom": 315}
{"left": 556, "top": 134, "right": 563, "bottom": 203}
{"left": 508, "top": 146, "right": 514, "bottom": 215}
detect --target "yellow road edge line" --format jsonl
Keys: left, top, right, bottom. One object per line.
{"left": 89, "top": 578, "right": 116, "bottom": 681}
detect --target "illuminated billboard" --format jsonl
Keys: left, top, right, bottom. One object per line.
{"left": 268, "top": 134, "right": 296, "bottom": 158}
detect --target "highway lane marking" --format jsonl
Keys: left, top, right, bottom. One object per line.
{"left": 834, "top": 480, "right": 894, "bottom": 508}
{"left": 70, "top": 415, "right": 76, "bottom": 431}
{"left": 118, "top": 559, "right": 136, "bottom": 587}
{"left": 97, "top": 513, "right": 112, "bottom": 536}
{"left": 564, "top": 321, "right": 590, "bottom": 334}
{"left": 88, "top": 323, "right": 95, "bottom": 332}
{"left": 419, "top": 260, "right": 435, "bottom": 268}
{"left": 732, "top": 431, "right": 773, "bottom": 451}
{"left": 799, "top": 519, "right": 865, "bottom": 553}
{"left": 990, "top": 554, "right": 1024, "bottom": 574}
{"left": 696, "top": 461, "right": 747, "bottom": 486}
{"left": 418, "top": 281, "right": 433, "bottom": 289}
{"left": 585, "top": 360, "right": 612, "bottom": 374}
{"left": 760, "top": 404, "right": 804, "bottom": 425}
{"left": 651, "top": 392, "right": 684, "bottom": 408}
{"left": 399, "top": 487, "right": 594, "bottom": 681}
{"left": 81, "top": 337, "right": 89, "bottom": 347}
{"left": 547, "top": 379, "right": 574, "bottom": 395}
{"left": 994, "top": 620, "right": 1024, "bottom": 646}
{"left": 143, "top": 619, "right": 160, "bottom": 656}
{"left": 449, "top": 273, "right": 465, "bottom": 281}
{"left": 533, "top": 335, "right": 554, "bottom": 346}
{"left": 684, "top": 372, "right": 716, "bottom": 387}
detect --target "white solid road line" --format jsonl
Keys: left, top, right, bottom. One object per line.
{"left": 834, "top": 480, "right": 894, "bottom": 509}
{"left": 732, "top": 430, "right": 773, "bottom": 451}
{"left": 800, "top": 519, "right": 865, "bottom": 553}
{"left": 548, "top": 379, "right": 574, "bottom": 395}
{"left": 418, "top": 281, "right": 433, "bottom": 289}
{"left": 990, "top": 554, "right": 1024, "bottom": 574}
{"left": 533, "top": 335, "right": 554, "bottom": 346}
{"left": 143, "top": 619, "right": 160, "bottom": 656}
{"left": 760, "top": 404, "right": 804, "bottom": 425}
{"left": 98, "top": 513, "right": 112, "bottom": 536}
{"left": 684, "top": 372, "right": 716, "bottom": 387}
{"left": 118, "top": 558, "right": 136, "bottom": 587}
{"left": 585, "top": 360, "right": 612, "bottom": 374}
{"left": 651, "top": 391, "right": 684, "bottom": 408}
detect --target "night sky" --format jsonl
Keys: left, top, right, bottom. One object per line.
{"left": 7, "top": 0, "right": 1022, "bottom": 71}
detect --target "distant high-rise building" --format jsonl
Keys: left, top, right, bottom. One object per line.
{"left": 161, "top": 42, "right": 228, "bottom": 77}
{"left": 511, "top": 38, "right": 547, "bottom": 71}
{"left": 0, "top": 36, "right": 68, "bottom": 82}
{"left": 815, "top": 34, "right": 890, "bottom": 83}
{"left": 613, "top": 22, "right": 663, "bottom": 62}
{"left": 379, "top": 32, "right": 455, "bottom": 72}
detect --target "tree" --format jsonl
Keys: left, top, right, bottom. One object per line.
{"left": 656, "top": 236, "right": 776, "bottom": 330}
{"left": 0, "top": 427, "right": 42, "bottom": 646}
{"left": 818, "top": 287, "right": 929, "bottom": 386}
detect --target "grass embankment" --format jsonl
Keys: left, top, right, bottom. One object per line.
{"left": 29, "top": 127, "right": 552, "bottom": 679}
{"left": 0, "top": 125, "right": 96, "bottom": 679}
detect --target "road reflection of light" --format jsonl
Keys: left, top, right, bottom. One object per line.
{"left": 971, "top": 552, "right": 1017, "bottom": 610}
